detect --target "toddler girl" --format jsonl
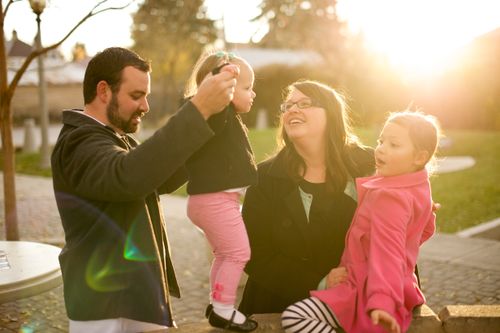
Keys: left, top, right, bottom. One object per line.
{"left": 281, "top": 111, "right": 441, "bottom": 333}
{"left": 185, "top": 51, "right": 258, "bottom": 332}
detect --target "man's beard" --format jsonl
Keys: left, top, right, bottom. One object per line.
{"left": 106, "top": 93, "right": 141, "bottom": 134}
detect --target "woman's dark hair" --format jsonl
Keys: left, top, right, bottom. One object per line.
{"left": 83, "top": 47, "right": 151, "bottom": 104}
{"left": 278, "top": 80, "right": 366, "bottom": 193}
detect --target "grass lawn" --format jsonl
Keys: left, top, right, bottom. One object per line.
{"left": 0, "top": 151, "right": 52, "bottom": 177}
{"left": 2, "top": 128, "right": 498, "bottom": 233}
{"left": 423, "top": 130, "right": 500, "bottom": 233}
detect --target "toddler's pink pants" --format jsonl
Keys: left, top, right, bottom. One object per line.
{"left": 187, "top": 191, "right": 251, "bottom": 305}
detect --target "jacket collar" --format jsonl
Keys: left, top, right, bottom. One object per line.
{"left": 267, "top": 149, "right": 291, "bottom": 179}
{"left": 357, "top": 168, "right": 429, "bottom": 190}
{"left": 264, "top": 149, "right": 311, "bottom": 238}
{"left": 268, "top": 148, "right": 363, "bottom": 203}
{"left": 62, "top": 109, "right": 138, "bottom": 145}
{"left": 62, "top": 109, "right": 108, "bottom": 127}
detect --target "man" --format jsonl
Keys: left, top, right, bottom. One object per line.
{"left": 51, "top": 47, "right": 238, "bottom": 332}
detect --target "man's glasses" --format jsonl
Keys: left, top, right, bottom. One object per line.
{"left": 279, "top": 99, "right": 320, "bottom": 113}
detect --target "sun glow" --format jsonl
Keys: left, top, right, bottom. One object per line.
{"left": 337, "top": 0, "right": 500, "bottom": 78}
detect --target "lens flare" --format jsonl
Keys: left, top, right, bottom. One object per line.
{"left": 85, "top": 246, "right": 133, "bottom": 292}
{"left": 20, "top": 324, "right": 35, "bottom": 333}
{"left": 56, "top": 192, "right": 159, "bottom": 292}
{"left": 124, "top": 220, "right": 157, "bottom": 262}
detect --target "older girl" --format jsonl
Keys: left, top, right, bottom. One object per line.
{"left": 282, "top": 111, "right": 440, "bottom": 333}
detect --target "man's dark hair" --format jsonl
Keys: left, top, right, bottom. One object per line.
{"left": 83, "top": 47, "right": 151, "bottom": 104}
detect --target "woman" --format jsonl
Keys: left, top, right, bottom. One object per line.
{"left": 239, "top": 80, "right": 375, "bottom": 315}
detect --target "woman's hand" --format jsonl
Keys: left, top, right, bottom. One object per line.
{"left": 370, "top": 309, "right": 400, "bottom": 333}
{"left": 326, "top": 266, "right": 347, "bottom": 288}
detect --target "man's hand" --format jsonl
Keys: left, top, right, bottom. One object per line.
{"left": 326, "top": 266, "right": 348, "bottom": 288}
{"left": 191, "top": 64, "right": 240, "bottom": 119}
{"left": 370, "top": 309, "right": 401, "bottom": 333}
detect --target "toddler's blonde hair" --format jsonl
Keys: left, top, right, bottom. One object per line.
{"left": 386, "top": 110, "right": 441, "bottom": 172}
{"left": 184, "top": 50, "right": 247, "bottom": 98}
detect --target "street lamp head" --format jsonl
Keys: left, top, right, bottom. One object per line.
{"left": 29, "top": 0, "right": 46, "bottom": 15}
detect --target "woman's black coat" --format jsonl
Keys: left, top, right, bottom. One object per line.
{"left": 239, "top": 146, "right": 375, "bottom": 315}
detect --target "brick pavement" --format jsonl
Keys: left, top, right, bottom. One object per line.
{"left": 1, "top": 174, "right": 499, "bottom": 332}
{"left": 419, "top": 259, "right": 500, "bottom": 310}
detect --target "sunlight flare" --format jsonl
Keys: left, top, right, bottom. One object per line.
{"left": 337, "top": 0, "right": 500, "bottom": 78}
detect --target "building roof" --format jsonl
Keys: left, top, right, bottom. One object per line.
{"left": 228, "top": 47, "right": 323, "bottom": 69}
{"left": 6, "top": 32, "right": 86, "bottom": 86}
{"left": 6, "top": 39, "right": 33, "bottom": 58}
{"left": 8, "top": 59, "right": 87, "bottom": 86}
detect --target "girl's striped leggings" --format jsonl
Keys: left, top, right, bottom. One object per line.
{"left": 281, "top": 297, "right": 344, "bottom": 333}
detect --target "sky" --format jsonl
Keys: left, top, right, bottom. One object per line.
{"left": 336, "top": 0, "right": 500, "bottom": 75}
{"left": 5, "top": 0, "right": 142, "bottom": 57}
{"left": 5, "top": 0, "right": 500, "bottom": 76}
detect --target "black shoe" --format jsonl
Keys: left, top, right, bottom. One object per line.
{"left": 208, "top": 309, "right": 258, "bottom": 332}
{"left": 205, "top": 304, "right": 213, "bottom": 319}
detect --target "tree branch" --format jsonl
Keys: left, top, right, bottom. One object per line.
{"left": 3, "top": 0, "right": 21, "bottom": 17}
{"left": 6, "top": 0, "right": 135, "bottom": 98}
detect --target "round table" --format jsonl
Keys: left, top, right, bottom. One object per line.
{"left": 0, "top": 241, "right": 62, "bottom": 303}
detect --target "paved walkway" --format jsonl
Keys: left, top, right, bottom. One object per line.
{"left": 0, "top": 174, "right": 499, "bottom": 332}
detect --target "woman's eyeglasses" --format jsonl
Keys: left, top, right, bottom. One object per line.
{"left": 279, "top": 99, "right": 319, "bottom": 113}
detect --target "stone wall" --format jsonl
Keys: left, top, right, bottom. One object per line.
{"left": 11, "top": 84, "right": 83, "bottom": 124}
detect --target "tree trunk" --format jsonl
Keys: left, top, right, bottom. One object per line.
{"left": 0, "top": 3, "right": 19, "bottom": 240}
{"left": 0, "top": 100, "right": 19, "bottom": 240}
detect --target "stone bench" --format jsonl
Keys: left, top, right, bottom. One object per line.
{"left": 439, "top": 305, "right": 500, "bottom": 333}
{"left": 151, "top": 304, "right": 500, "bottom": 333}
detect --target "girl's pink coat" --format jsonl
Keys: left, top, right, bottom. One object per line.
{"left": 311, "top": 169, "right": 435, "bottom": 333}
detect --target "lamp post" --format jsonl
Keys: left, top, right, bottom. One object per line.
{"left": 29, "top": 0, "right": 50, "bottom": 169}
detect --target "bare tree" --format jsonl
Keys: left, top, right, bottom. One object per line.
{"left": 0, "top": 0, "right": 134, "bottom": 240}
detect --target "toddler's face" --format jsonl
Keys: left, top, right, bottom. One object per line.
{"left": 375, "top": 122, "right": 423, "bottom": 177}
{"left": 231, "top": 61, "right": 255, "bottom": 113}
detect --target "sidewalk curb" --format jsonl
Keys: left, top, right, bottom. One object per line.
{"left": 456, "top": 217, "right": 500, "bottom": 241}
{"left": 419, "top": 233, "right": 500, "bottom": 272}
